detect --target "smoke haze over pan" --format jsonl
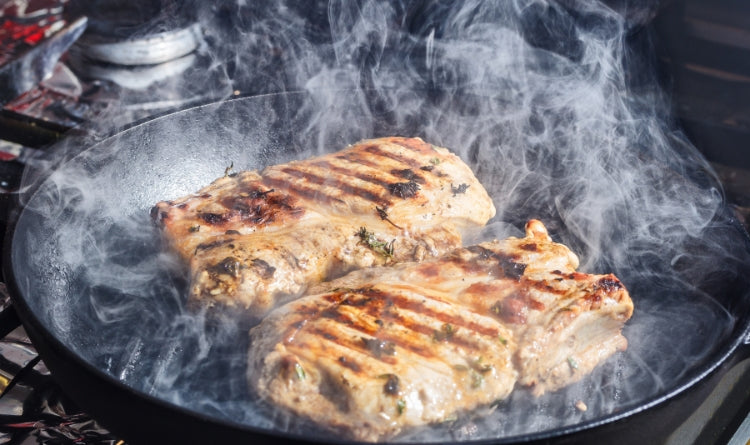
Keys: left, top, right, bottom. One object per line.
{"left": 9, "top": 0, "right": 750, "bottom": 442}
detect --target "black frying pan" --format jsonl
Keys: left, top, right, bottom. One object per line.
{"left": 3, "top": 91, "right": 750, "bottom": 444}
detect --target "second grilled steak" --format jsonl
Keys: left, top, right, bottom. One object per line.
{"left": 248, "top": 220, "right": 633, "bottom": 440}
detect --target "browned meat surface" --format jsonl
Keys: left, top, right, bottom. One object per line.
{"left": 249, "top": 220, "right": 633, "bottom": 440}
{"left": 249, "top": 282, "right": 518, "bottom": 441}
{"left": 151, "top": 137, "right": 495, "bottom": 316}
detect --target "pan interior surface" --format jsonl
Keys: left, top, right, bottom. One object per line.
{"left": 8, "top": 92, "right": 750, "bottom": 442}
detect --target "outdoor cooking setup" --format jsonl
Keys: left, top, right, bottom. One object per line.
{"left": 0, "top": 1, "right": 749, "bottom": 444}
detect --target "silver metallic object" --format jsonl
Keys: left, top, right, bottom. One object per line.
{"left": 73, "top": 22, "right": 203, "bottom": 66}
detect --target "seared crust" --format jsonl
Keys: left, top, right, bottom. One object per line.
{"left": 250, "top": 285, "right": 518, "bottom": 441}
{"left": 151, "top": 137, "right": 495, "bottom": 316}
{"left": 249, "top": 220, "right": 633, "bottom": 440}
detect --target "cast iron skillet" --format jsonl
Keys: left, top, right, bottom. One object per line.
{"left": 3, "top": 91, "right": 750, "bottom": 444}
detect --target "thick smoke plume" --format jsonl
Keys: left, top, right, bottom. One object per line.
{"left": 9, "top": 0, "right": 750, "bottom": 442}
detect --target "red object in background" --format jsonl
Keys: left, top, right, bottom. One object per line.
{"left": 0, "top": 0, "right": 68, "bottom": 64}
{"left": 0, "top": 18, "right": 66, "bottom": 65}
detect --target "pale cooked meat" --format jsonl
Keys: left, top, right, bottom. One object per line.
{"left": 248, "top": 220, "right": 633, "bottom": 441}
{"left": 249, "top": 284, "right": 518, "bottom": 441}
{"left": 311, "top": 220, "right": 633, "bottom": 396}
{"left": 151, "top": 137, "right": 495, "bottom": 316}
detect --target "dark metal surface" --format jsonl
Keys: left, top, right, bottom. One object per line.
{"left": 2, "top": 92, "right": 750, "bottom": 444}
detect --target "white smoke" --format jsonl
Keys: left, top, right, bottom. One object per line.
{"left": 9, "top": 0, "right": 750, "bottom": 442}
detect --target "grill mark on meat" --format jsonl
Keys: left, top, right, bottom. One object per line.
{"left": 565, "top": 272, "right": 589, "bottom": 281}
{"left": 301, "top": 326, "right": 397, "bottom": 368}
{"left": 353, "top": 288, "right": 504, "bottom": 347}
{"left": 390, "top": 138, "right": 436, "bottom": 155}
{"left": 489, "top": 290, "right": 545, "bottom": 325}
{"left": 390, "top": 168, "right": 426, "bottom": 184}
{"left": 262, "top": 176, "right": 347, "bottom": 206}
{"left": 335, "top": 152, "right": 382, "bottom": 170}
{"left": 217, "top": 188, "right": 303, "bottom": 226}
{"left": 491, "top": 295, "right": 527, "bottom": 325}
{"left": 358, "top": 287, "right": 501, "bottom": 336}
{"left": 465, "top": 281, "right": 511, "bottom": 298}
{"left": 310, "top": 160, "right": 392, "bottom": 189}
{"left": 315, "top": 301, "right": 435, "bottom": 358}
{"left": 291, "top": 288, "right": 502, "bottom": 361}
{"left": 527, "top": 279, "right": 565, "bottom": 294}
{"left": 199, "top": 212, "right": 228, "bottom": 225}
{"left": 444, "top": 249, "right": 527, "bottom": 280}
{"left": 415, "top": 263, "right": 440, "bottom": 278}
{"left": 362, "top": 144, "right": 424, "bottom": 170}
{"left": 267, "top": 167, "right": 395, "bottom": 208}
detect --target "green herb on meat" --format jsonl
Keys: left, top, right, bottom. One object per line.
{"left": 470, "top": 370, "right": 484, "bottom": 389}
{"left": 567, "top": 357, "right": 579, "bottom": 371}
{"left": 433, "top": 323, "right": 456, "bottom": 341}
{"left": 294, "top": 362, "right": 306, "bottom": 380}
{"left": 396, "top": 399, "right": 406, "bottom": 415}
{"left": 356, "top": 227, "right": 395, "bottom": 258}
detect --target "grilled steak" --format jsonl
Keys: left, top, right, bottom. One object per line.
{"left": 151, "top": 137, "right": 495, "bottom": 316}
{"left": 249, "top": 220, "right": 633, "bottom": 440}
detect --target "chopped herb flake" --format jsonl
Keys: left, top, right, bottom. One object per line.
{"left": 567, "top": 357, "right": 579, "bottom": 370}
{"left": 470, "top": 370, "right": 484, "bottom": 388}
{"left": 396, "top": 399, "right": 406, "bottom": 415}
{"left": 356, "top": 227, "right": 395, "bottom": 258}
{"left": 433, "top": 323, "right": 456, "bottom": 341}
{"left": 472, "top": 356, "right": 493, "bottom": 374}
{"left": 294, "top": 363, "right": 306, "bottom": 380}
{"left": 188, "top": 225, "right": 200, "bottom": 233}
